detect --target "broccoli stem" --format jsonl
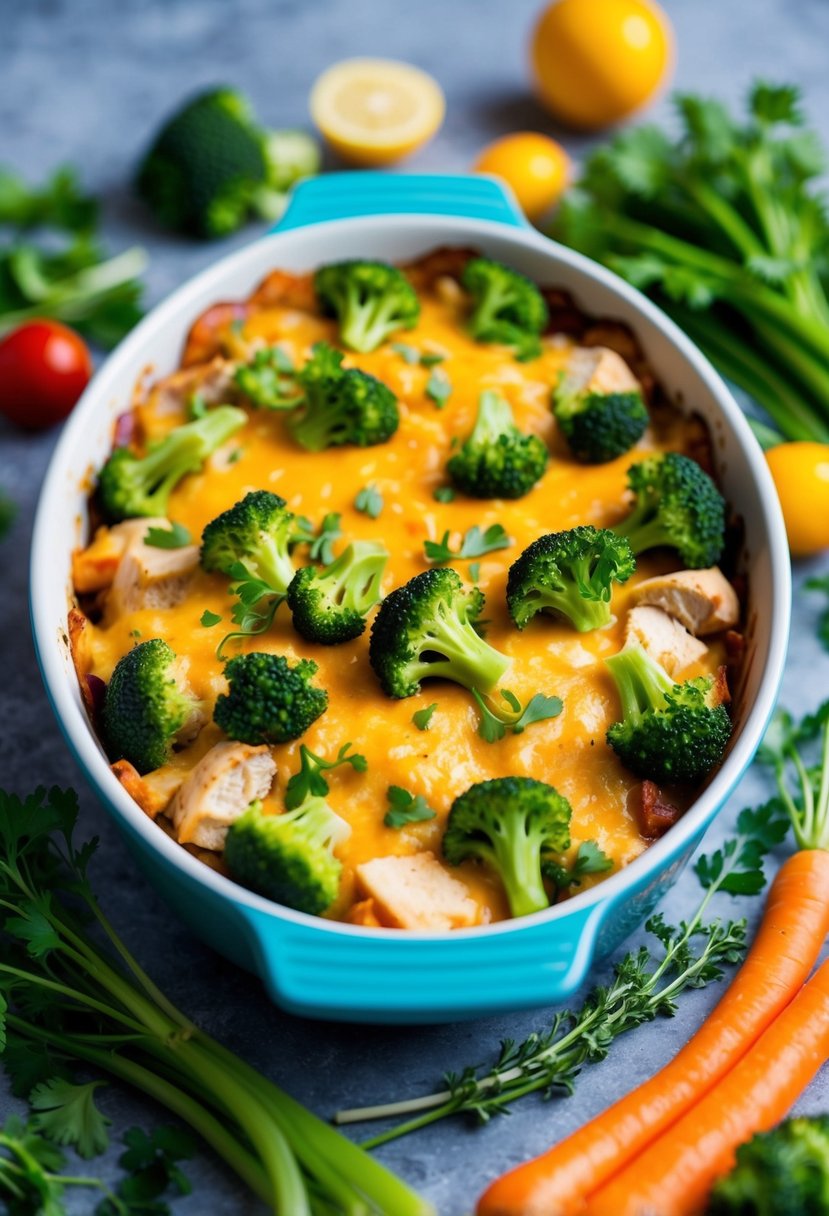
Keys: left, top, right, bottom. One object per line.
{"left": 342, "top": 292, "right": 401, "bottom": 352}
{"left": 605, "top": 644, "right": 673, "bottom": 721}
{"left": 473, "top": 390, "right": 514, "bottom": 441}
{"left": 412, "top": 607, "right": 511, "bottom": 692}
{"left": 529, "top": 583, "right": 612, "bottom": 632}
{"left": 139, "top": 406, "right": 246, "bottom": 497}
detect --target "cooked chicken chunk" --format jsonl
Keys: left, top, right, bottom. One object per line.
{"left": 170, "top": 742, "right": 276, "bottom": 851}
{"left": 625, "top": 605, "right": 708, "bottom": 677}
{"left": 106, "top": 519, "right": 199, "bottom": 617}
{"left": 632, "top": 567, "right": 740, "bottom": 637}
{"left": 152, "top": 356, "right": 238, "bottom": 416}
{"left": 355, "top": 852, "right": 479, "bottom": 930}
{"left": 561, "top": 345, "right": 641, "bottom": 397}
{"left": 111, "top": 759, "right": 185, "bottom": 819}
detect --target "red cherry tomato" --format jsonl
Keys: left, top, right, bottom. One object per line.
{"left": 0, "top": 320, "right": 92, "bottom": 430}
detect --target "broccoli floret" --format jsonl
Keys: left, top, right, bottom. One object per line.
{"left": 443, "top": 777, "right": 572, "bottom": 918}
{"left": 553, "top": 381, "right": 649, "bottom": 464}
{"left": 234, "top": 347, "right": 305, "bottom": 410}
{"left": 613, "top": 453, "right": 726, "bottom": 568}
{"left": 200, "top": 490, "right": 297, "bottom": 596}
{"left": 288, "top": 342, "right": 399, "bottom": 452}
{"left": 225, "top": 796, "right": 350, "bottom": 915}
{"left": 369, "top": 567, "right": 510, "bottom": 699}
{"left": 287, "top": 540, "right": 388, "bottom": 645}
{"left": 102, "top": 639, "right": 202, "bottom": 774}
{"left": 606, "top": 642, "right": 732, "bottom": 784}
{"left": 461, "top": 257, "right": 549, "bottom": 362}
{"left": 314, "top": 259, "right": 420, "bottom": 353}
{"left": 707, "top": 1115, "right": 829, "bottom": 1216}
{"left": 98, "top": 405, "right": 246, "bottom": 522}
{"left": 447, "top": 390, "right": 549, "bottom": 499}
{"left": 507, "top": 526, "right": 636, "bottom": 632}
{"left": 214, "top": 652, "right": 328, "bottom": 744}
{"left": 136, "top": 88, "right": 319, "bottom": 238}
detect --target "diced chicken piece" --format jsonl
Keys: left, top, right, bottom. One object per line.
{"left": 170, "top": 742, "right": 276, "bottom": 851}
{"left": 355, "top": 852, "right": 479, "bottom": 931}
{"left": 561, "top": 345, "right": 641, "bottom": 397}
{"left": 150, "top": 356, "right": 239, "bottom": 416}
{"left": 632, "top": 567, "right": 740, "bottom": 637}
{"left": 625, "top": 605, "right": 708, "bottom": 677}
{"left": 111, "top": 759, "right": 185, "bottom": 819}
{"left": 72, "top": 527, "right": 129, "bottom": 594}
{"left": 106, "top": 520, "right": 199, "bottom": 617}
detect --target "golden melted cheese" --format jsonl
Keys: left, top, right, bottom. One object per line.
{"left": 80, "top": 285, "right": 725, "bottom": 925}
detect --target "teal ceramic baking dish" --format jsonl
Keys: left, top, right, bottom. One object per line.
{"left": 31, "top": 173, "right": 791, "bottom": 1024}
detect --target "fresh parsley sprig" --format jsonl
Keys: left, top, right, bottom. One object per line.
{"left": 143, "top": 521, "right": 192, "bottom": 549}
{"left": 285, "top": 743, "right": 368, "bottom": 810}
{"left": 355, "top": 485, "right": 384, "bottom": 519}
{"left": 384, "top": 787, "right": 437, "bottom": 829}
{"left": 472, "top": 689, "right": 563, "bottom": 742}
{"left": 216, "top": 561, "right": 283, "bottom": 660}
{"left": 291, "top": 511, "right": 343, "bottom": 565}
{"left": 424, "top": 524, "right": 511, "bottom": 564}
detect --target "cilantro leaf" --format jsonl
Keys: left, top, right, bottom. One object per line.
{"left": 143, "top": 522, "right": 192, "bottom": 550}
{"left": 412, "top": 703, "right": 437, "bottom": 731}
{"left": 384, "top": 786, "right": 437, "bottom": 829}
{"left": 30, "top": 1078, "right": 110, "bottom": 1159}
{"left": 354, "top": 485, "right": 384, "bottom": 519}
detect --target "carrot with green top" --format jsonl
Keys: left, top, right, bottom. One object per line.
{"left": 476, "top": 702, "right": 829, "bottom": 1216}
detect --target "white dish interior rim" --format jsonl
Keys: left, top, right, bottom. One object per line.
{"left": 31, "top": 213, "right": 792, "bottom": 941}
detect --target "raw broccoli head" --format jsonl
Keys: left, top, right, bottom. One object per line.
{"left": 443, "top": 777, "right": 572, "bottom": 918}
{"left": 288, "top": 341, "right": 400, "bottom": 452}
{"left": 606, "top": 642, "right": 732, "bottom": 784}
{"left": 98, "top": 405, "right": 246, "bottom": 523}
{"left": 461, "top": 257, "right": 549, "bottom": 362}
{"left": 234, "top": 346, "right": 305, "bottom": 411}
{"left": 314, "top": 259, "right": 420, "bottom": 353}
{"left": 287, "top": 540, "right": 388, "bottom": 645}
{"left": 614, "top": 452, "right": 726, "bottom": 568}
{"left": 553, "top": 380, "right": 649, "bottom": 464}
{"left": 706, "top": 1115, "right": 829, "bottom": 1216}
{"left": 369, "top": 567, "right": 511, "bottom": 699}
{"left": 200, "top": 489, "right": 296, "bottom": 596}
{"left": 135, "top": 88, "right": 317, "bottom": 238}
{"left": 102, "top": 639, "right": 202, "bottom": 774}
{"left": 447, "top": 390, "right": 549, "bottom": 499}
{"left": 225, "top": 796, "right": 350, "bottom": 915}
{"left": 214, "top": 652, "right": 328, "bottom": 744}
{"left": 507, "top": 526, "right": 636, "bottom": 633}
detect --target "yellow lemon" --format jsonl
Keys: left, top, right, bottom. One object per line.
{"left": 309, "top": 58, "right": 445, "bottom": 166}
{"left": 530, "top": 0, "right": 674, "bottom": 130}
{"left": 474, "top": 132, "right": 571, "bottom": 221}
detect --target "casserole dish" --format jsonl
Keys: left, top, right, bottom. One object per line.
{"left": 31, "top": 173, "right": 791, "bottom": 1024}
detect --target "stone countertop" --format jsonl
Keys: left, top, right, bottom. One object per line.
{"left": 1, "top": 1, "right": 828, "bottom": 1211}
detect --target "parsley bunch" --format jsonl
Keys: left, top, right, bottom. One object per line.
{"left": 554, "top": 84, "right": 829, "bottom": 443}
{"left": 0, "top": 786, "right": 433, "bottom": 1216}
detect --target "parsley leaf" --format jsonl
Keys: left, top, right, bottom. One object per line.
{"left": 392, "top": 342, "right": 420, "bottom": 364}
{"left": 419, "top": 352, "right": 444, "bottom": 368}
{"left": 424, "top": 524, "right": 511, "bottom": 564}
{"left": 543, "top": 840, "right": 614, "bottom": 895}
{"left": 216, "top": 562, "right": 283, "bottom": 660}
{"left": 694, "top": 799, "right": 789, "bottom": 894}
{"left": 200, "top": 609, "right": 222, "bottom": 628}
{"left": 412, "top": 703, "right": 437, "bottom": 731}
{"left": 384, "top": 786, "right": 437, "bottom": 829}
{"left": 285, "top": 743, "right": 368, "bottom": 810}
{"left": 30, "top": 1077, "right": 111, "bottom": 1159}
{"left": 432, "top": 486, "right": 455, "bottom": 503}
{"left": 425, "top": 367, "right": 452, "bottom": 408}
{"left": 472, "top": 689, "right": 563, "bottom": 742}
{"left": 143, "top": 522, "right": 192, "bottom": 550}
{"left": 354, "top": 485, "right": 384, "bottom": 519}
{"left": 291, "top": 512, "right": 342, "bottom": 565}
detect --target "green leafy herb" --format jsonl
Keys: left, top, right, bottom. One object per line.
{"left": 29, "top": 1077, "right": 110, "bottom": 1159}
{"left": 468, "top": 562, "right": 481, "bottom": 584}
{"left": 755, "top": 701, "right": 829, "bottom": 851}
{"left": 0, "top": 785, "right": 430, "bottom": 1214}
{"left": 432, "top": 486, "right": 455, "bottom": 504}
{"left": 412, "top": 703, "right": 437, "bottom": 731}
{"left": 355, "top": 485, "right": 384, "bottom": 519}
{"left": 216, "top": 561, "right": 283, "bottom": 660}
{"left": 143, "top": 521, "right": 192, "bottom": 549}
{"left": 472, "top": 689, "right": 563, "bottom": 742}
{"left": 553, "top": 85, "right": 829, "bottom": 444}
{"left": 419, "top": 352, "right": 444, "bottom": 368}
{"left": 425, "top": 368, "right": 452, "bottom": 408}
{"left": 291, "top": 511, "right": 343, "bottom": 565}
{"left": 543, "top": 841, "right": 614, "bottom": 896}
{"left": 200, "top": 609, "right": 222, "bottom": 628}
{"left": 424, "top": 523, "right": 511, "bottom": 564}
{"left": 336, "top": 801, "right": 782, "bottom": 1142}
{"left": 392, "top": 342, "right": 420, "bottom": 365}
{"left": 384, "top": 787, "right": 437, "bottom": 829}
{"left": 285, "top": 743, "right": 368, "bottom": 810}
{"left": 188, "top": 392, "right": 207, "bottom": 420}
{"left": 806, "top": 575, "right": 829, "bottom": 651}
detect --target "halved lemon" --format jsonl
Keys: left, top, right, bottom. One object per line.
{"left": 309, "top": 58, "right": 445, "bottom": 166}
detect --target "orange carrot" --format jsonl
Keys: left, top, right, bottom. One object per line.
{"left": 476, "top": 849, "right": 829, "bottom": 1216}
{"left": 585, "top": 954, "right": 829, "bottom": 1216}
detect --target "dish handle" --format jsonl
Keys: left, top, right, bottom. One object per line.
{"left": 239, "top": 898, "right": 608, "bottom": 1023}
{"left": 274, "top": 172, "right": 528, "bottom": 232}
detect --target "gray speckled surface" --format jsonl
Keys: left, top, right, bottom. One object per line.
{"left": 2, "top": 1, "right": 828, "bottom": 1212}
